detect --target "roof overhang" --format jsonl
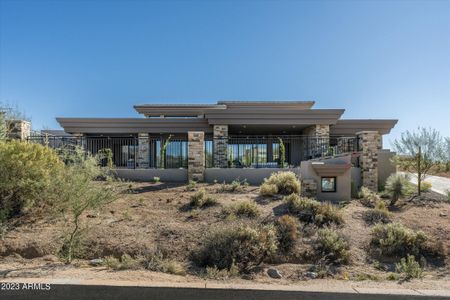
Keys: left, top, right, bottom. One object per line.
{"left": 134, "top": 104, "right": 226, "bottom": 117}
{"left": 205, "top": 109, "right": 345, "bottom": 125}
{"left": 56, "top": 118, "right": 212, "bottom": 134}
{"left": 311, "top": 161, "right": 352, "bottom": 176}
{"left": 330, "top": 119, "right": 398, "bottom": 135}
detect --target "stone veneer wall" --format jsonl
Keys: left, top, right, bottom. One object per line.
{"left": 357, "top": 131, "right": 381, "bottom": 191}
{"left": 303, "top": 124, "right": 330, "bottom": 158}
{"left": 213, "top": 125, "right": 228, "bottom": 168}
{"left": 137, "top": 133, "right": 150, "bottom": 169}
{"left": 7, "top": 120, "right": 31, "bottom": 140}
{"left": 188, "top": 131, "right": 205, "bottom": 181}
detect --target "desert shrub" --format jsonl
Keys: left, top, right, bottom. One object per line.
{"left": 186, "top": 180, "right": 196, "bottom": 191}
{"left": 194, "top": 225, "right": 278, "bottom": 272}
{"left": 284, "top": 194, "right": 343, "bottom": 226}
{"left": 276, "top": 215, "right": 299, "bottom": 252}
{"left": 384, "top": 173, "right": 414, "bottom": 205}
{"left": 189, "top": 188, "right": 217, "bottom": 208}
{"left": 260, "top": 171, "right": 300, "bottom": 196}
{"left": 146, "top": 252, "right": 186, "bottom": 275}
{"left": 370, "top": 223, "right": 428, "bottom": 258}
{"left": 420, "top": 181, "right": 432, "bottom": 192}
{"left": 0, "top": 140, "right": 64, "bottom": 221}
{"left": 223, "top": 201, "right": 260, "bottom": 218}
{"left": 104, "top": 254, "right": 141, "bottom": 270}
{"left": 153, "top": 176, "right": 161, "bottom": 183}
{"left": 395, "top": 255, "right": 423, "bottom": 279}
{"left": 57, "top": 149, "right": 118, "bottom": 263}
{"left": 259, "top": 183, "right": 278, "bottom": 196}
{"left": 363, "top": 201, "right": 391, "bottom": 225}
{"left": 315, "top": 228, "right": 350, "bottom": 264}
{"left": 204, "top": 263, "right": 240, "bottom": 279}
{"left": 358, "top": 187, "right": 380, "bottom": 207}
{"left": 103, "top": 256, "right": 121, "bottom": 269}
{"left": 447, "top": 190, "right": 450, "bottom": 201}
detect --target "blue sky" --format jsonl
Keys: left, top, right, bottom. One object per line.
{"left": 1, "top": 0, "right": 449, "bottom": 147}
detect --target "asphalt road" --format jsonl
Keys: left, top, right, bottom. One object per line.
{"left": 1, "top": 283, "right": 449, "bottom": 300}
{"left": 400, "top": 172, "right": 450, "bottom": 195}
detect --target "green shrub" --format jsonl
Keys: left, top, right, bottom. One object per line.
{"left": 276, "top": 215, "right": 299, "bottom": 252}
{"left": 186, "top": 180, "right": 196, "bottom": 191}
{"left": 363, "top": 201, "right": 391, "bottom": 225}
{"left": 260, "top": 171, "right": 300, "bottom": 195}
{"left": 358, "top": 187, "right": 380, "bottom": 207}
{"left": 447, "top": 190, "right": 450, "bottom": 201}
{"left": 57, "top": 151, "right": 118, "bottom": 263}
{"left": 0, "top": 140, "right": 64, "bottom": 220}
{"left": 384, "top": 173, "right": 414, "bottom": 205}
{"left": 316, "top": 228, "right": 350, "bottom": 264}
{"left": 153, "top": 176, "right": 161, "bottom": 183}
{"left": 370, "top": 223, "right": 427, "bottom": 258}
{"left": 420, "top": 181, "right": 432, "bottom": 192}
{"left": 259, "top": 183, "right": 278, "bottom": 196}
{"left": 395, "top": 255, "right": 423, "bottom": 279}
{"left": 284, "top": 194, "right": 343, "bottom": 226}
{"left": 146, "top": 252, "right": 186, "bottom": 275}
{"left": 223, "top": 201, "right": 260, "bottom": 218}
{"left": 103, "top": 256, "right": 121, "bottom": 270}
{"left": 204, "top": 263, "right": 240, "bottom": 279}
{"left": 194, "top": 225, "right": 278, "bottom": 272}
{"left": 189, "top": 188, "right": 218, "bottom": 208}
{"left": 104, "top": 254, "right": 141, "bottom": 270}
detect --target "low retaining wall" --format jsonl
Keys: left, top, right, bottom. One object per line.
{"left": 204, "top": 168, "right": 301, "bottom": 185}
{"left": 113, "top": 169, "right": 188, "bottom": 182}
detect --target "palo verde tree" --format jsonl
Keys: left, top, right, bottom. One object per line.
{"left": 392, "top": 127, "right": 443, "bottom": 195}
{"left": 442, "top": 137, "right": 450, "bottom": 172}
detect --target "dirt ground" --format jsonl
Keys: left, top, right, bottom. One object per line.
{"left": 0, "top": 182, "right": 449, "bottom": 289}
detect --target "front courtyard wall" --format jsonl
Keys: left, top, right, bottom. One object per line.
{"left": 113, "top": 169, "right": 188, "bottom": 182}
{"left": 204, "top": 168, "right": 301, "bottom": 185}
{"left": 300, "top": 156, "right": 352, "bottom": 202}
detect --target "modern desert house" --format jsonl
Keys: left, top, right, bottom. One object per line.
{"left": 30, "top": 100, "right": 398, "bottom": 201}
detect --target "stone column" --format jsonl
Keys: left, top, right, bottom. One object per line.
{"left": 213, "top": 125, "right": 228, "bottom": 168}
{"left": 357, "top": 131, "right": 381, "bottom": 192}
{"left": 188, "top": 131, "right": 205, "bottom": 182}
{"left": 137, "top": 133, "right": 150, "bottom": 169}
{"left": 304, "top": 124, "right": 330, "bottom": 159}
{"left": 7, "top": 120, "right": 31, "bottom": 140}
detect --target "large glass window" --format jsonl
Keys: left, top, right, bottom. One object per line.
{"left": 228, "top": 143, "right": 267, "bottom": 167}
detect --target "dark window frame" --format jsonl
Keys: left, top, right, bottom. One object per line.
{"left": 321, "top": 176, "right": 337, "bottom": 193}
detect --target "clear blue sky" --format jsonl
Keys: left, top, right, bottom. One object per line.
{"left": 1, "top": 0, "right": 449, "bottom": 147}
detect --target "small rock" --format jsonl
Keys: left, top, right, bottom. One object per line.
{"left": 89, "top": 258, "right": 103, "bottom": 266}
{"left": 241, "top": 273, "right": 254, "bottom": 280}
{"left": 439, "top": 212, "right": 447, "bottom": 217}
{"left": 267, "top": 268, "right": 282, "bottom": 279}
{"left": 86, "top": 214, "right": 97, "bottom": 218}
{"left": 305, "top": 271, "right": 318, "bottom": 279}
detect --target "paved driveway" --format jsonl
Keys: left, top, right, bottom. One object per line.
{"left": 401, "top": 172, "right": 450, "bottom": 195}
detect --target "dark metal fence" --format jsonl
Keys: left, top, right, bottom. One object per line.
{"left": 218, "top": 135, "right": 358, "bottom": 168}
{"left": 27, "top": 134, "right": 358, "bottom": 169}
{"left": 26, "top": 135, "right": 188, "bottom": 169}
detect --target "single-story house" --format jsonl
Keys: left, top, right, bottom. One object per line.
{"left": 30, "top": 100, "right": 398, "bottom": 201}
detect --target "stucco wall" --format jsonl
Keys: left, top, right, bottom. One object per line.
{"left": 113, "top": 169, "right": 188, "bottom": 182}
{"left": 300, "top": 156, "right": 352, "bottom": 202}
{"left": 378, "top": 150, "right": 396, "bottom": 189}
{"left": 204, "top": 168, "right": 301, "bottom": 185}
